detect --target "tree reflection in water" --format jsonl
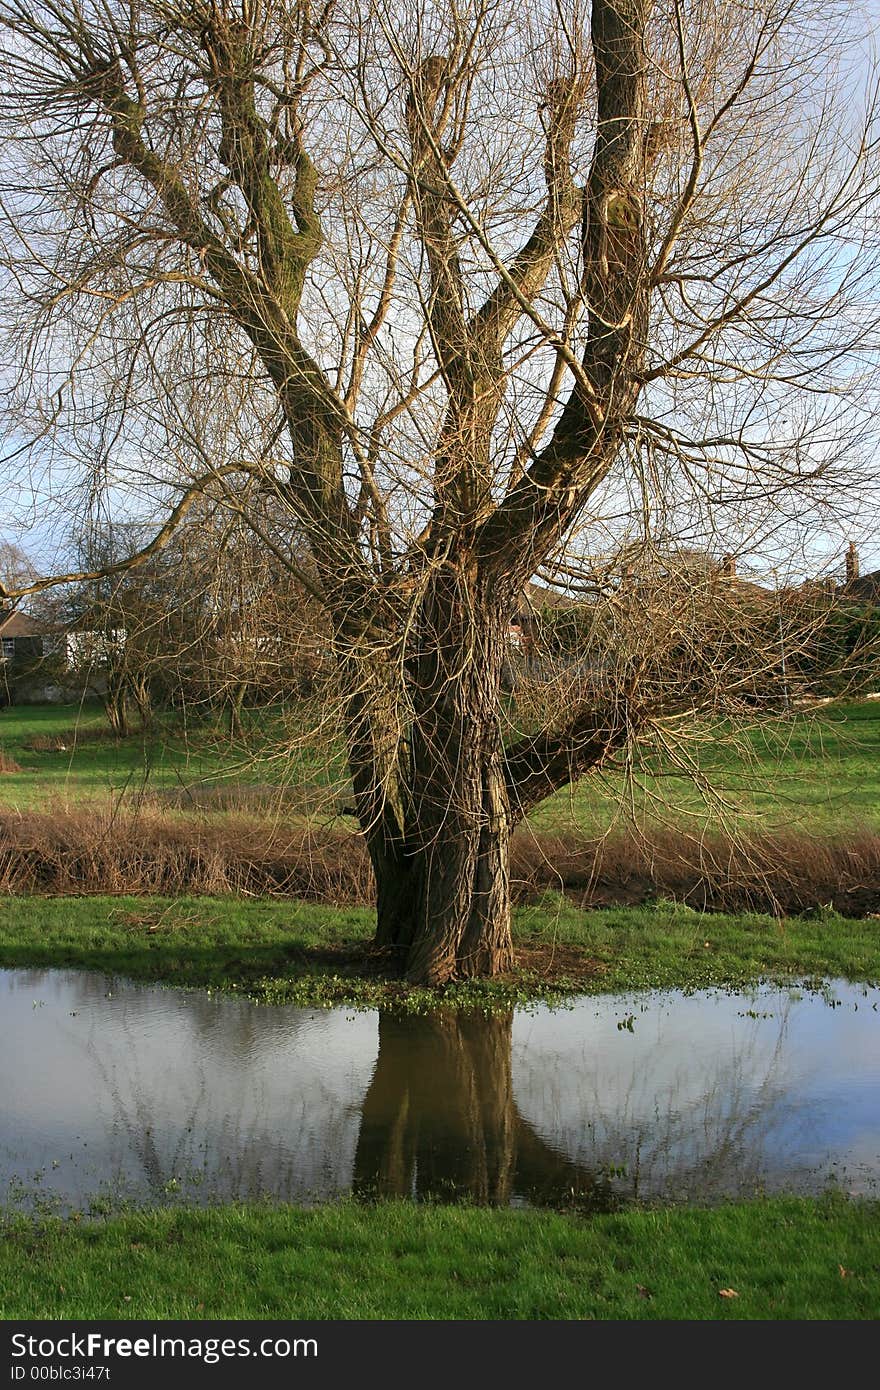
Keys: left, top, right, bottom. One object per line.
{"left": 353, "top": 1012, "right": 618, "bottom": 1210}
{"left": 4, "top": 970, "right": 874, "bottom": 1211}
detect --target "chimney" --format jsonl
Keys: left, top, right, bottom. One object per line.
{"left": 846, "top": 541, "right": 859, "bottom": 586}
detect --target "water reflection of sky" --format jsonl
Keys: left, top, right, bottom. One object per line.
{"left": 1, "top": 969, "right": 878, "bottom": 1210}
{"left": 511, "top": 988, "right": 880, "bottom": 1198}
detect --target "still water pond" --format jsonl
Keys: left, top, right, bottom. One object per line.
{"left": 2, "top": 969, "right": 879, "bottom": 1211}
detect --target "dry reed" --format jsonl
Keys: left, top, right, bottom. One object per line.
{"left": 0, "top": 803, "right": 876, "bottom": 916}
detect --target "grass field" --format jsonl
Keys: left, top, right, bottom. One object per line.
{"left": 1, "top": 892, "right": 877, "bottom": 1009}
{"left": 2, "top": 1196, "right": 877, "bottom": 1319}
{"left": 532, "top": 698, "right": 880, "bottom": 835}
{"left": 0, "top": 702, "right": 345, "bottom": 815}
{"left": 1, "top": 698, "right": 879, "bottom": 834}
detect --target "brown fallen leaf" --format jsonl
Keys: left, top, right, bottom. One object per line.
{"left": 636, "top": 1284, "right": 652, "bottom": 1299}
{"left": 839, "top": 1264, "right": 852, "bottom": 1279}
{"left": 718, "top": 1288, "right": 739, "bottom": 1299}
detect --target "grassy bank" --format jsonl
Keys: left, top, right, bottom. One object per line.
{"left": 1, "top": 893, "right": 877, "bottom": 1008}
{"left": 1, "top": 1197, "right": 877, "bottom": 1319}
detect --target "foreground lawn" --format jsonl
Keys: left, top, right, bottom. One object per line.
{"left": 1, "top": 699, "right": 879, "bottom": 835}
{"left": 0, "top": 893, "right": 877, "bottom": 1008}
{"left": 1, "top": 1197, "right": 877, "bottom": 1319}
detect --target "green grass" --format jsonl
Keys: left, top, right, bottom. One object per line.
{"left": 1, "top": 1196, "right": 877, "bottom": 1319}
{"left": 2, "top": 698, "right": 879, "bottom": 834}
{"left": 532, "top": 699, "right": 880, "bottom": 836}
{"left": 514, "top": 892, "right": 880, "bottom": 992}
{"left": 0, "top": 702, "right": 345, "bottom": 814}
{"left": 1, "top": 892, "right": 877, "bottom": 1009}
{"left": 0, "top": 703, "right": 229, "bottom": 809}
{"left": 0, "top": 893, "right": 373, "bottom": 995}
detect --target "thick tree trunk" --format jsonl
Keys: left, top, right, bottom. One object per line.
{"left": 370, "top": 774, "right": 515, "bottom": 985}
{"left": 374, "top": 762, "right": 513, "bottom": 984}
{"left": 367, "top": 566, "right": 515, "bottom": 984}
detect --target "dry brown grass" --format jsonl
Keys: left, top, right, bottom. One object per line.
{"left": 0, "top": 802, "right": 877, "bottom": 915}
{"left": 0, "top": 749, "right": 22, "bottom": 774}
{"left": 149, "top": 782, "right": 327, "bottom": 815}
{"left": 510, "top": 827, "right": 880, "bottom": 917}
{"left": 0, "top": 804, "right": 373, "bottom": 901}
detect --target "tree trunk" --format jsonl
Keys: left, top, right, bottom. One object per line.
{"left": 104, "top": 673, "right": 131, "bottom": 738}
{"left": 369, "top": 565, "right": 515, "bottom": 985}
{"left": 129, "top": 673, "right": 153, "bottom": 731}
{"left": 225, "top": 682, "right": 247, "bottom": 740}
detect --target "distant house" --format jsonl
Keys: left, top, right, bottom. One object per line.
{"left": 0, "top": 610, "right": 131, "bottom": 670}
{"left": 0, "top": 610, "right": 47, "bottom": 665}
{"left": 62, "top": 626, "right": 127, "bottom": 669}
{"left": 509, "top": 582, "right": 578, "bottom": 654}
{"left": 0, "top": 610, "right": 129, "bottom": 682}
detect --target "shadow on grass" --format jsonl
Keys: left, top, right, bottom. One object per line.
{"left": 0, "top": 935, "right": 379, "bottom": 987}
{"left": 0, "top": 927, "right": 606, "bottom": 1012}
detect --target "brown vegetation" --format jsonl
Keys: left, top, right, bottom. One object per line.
{"left": 511, "top": 827, "right": 880, "bottom": 918}
{"left": 0, "top": 804, "right": 876, "bottom": 917}
{"left": 0, "top": 806, "right": 372, "bottom": 902}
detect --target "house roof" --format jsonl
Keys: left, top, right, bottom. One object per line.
{"left": 521, "top": 581, "right": 579, "bottom": 610}
{"left": 845, "top": 570, "right": 880, "bottom": 603}
{"left": 0, "top": 610, "right": 45, "bottom": 638}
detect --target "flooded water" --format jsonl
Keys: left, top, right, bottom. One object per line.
{"left": 2, "top": 968, "right": 879, "bottom": 1211}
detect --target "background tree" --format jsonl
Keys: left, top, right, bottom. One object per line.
{"left": 62, "top": 509, "right": 328, "bottom": 734}
{"left": 60, "top": 522, "right": 165, "bottom": 735}
{"left": 0, "top": 541, "right": 37, "bottom": 597}
{"left": 0, "top": 0, "right": 877, "bottom": 981}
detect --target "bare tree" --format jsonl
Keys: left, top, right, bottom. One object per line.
{"left": 0, "top": 539, "right": 36, "bottom": 595}
{"left": 0, "top": 0, "right": 877, "bottom": 981}
{"left": 63, "top": 508, "right": 327, "bottom": 735}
